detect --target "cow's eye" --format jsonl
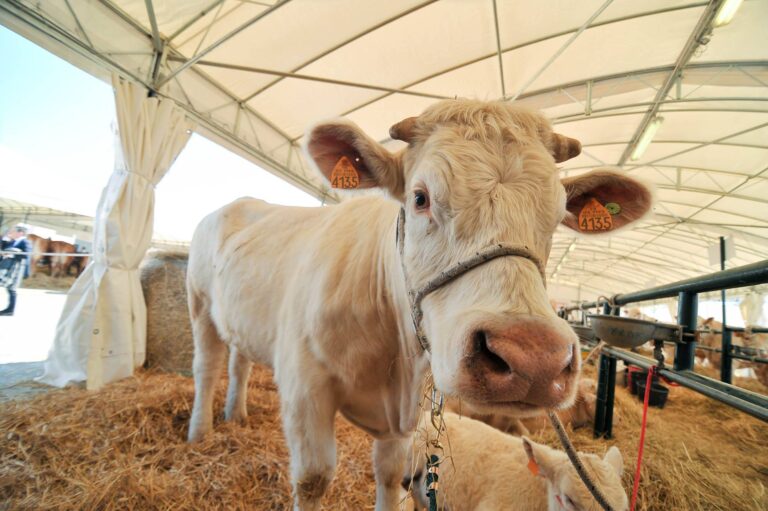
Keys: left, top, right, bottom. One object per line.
{"left": 414, "top": 190, "right": 430, "bottom": 210}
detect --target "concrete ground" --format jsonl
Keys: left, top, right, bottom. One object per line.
{"left": 0, "top": 287, "right": 67, "bottom": 401}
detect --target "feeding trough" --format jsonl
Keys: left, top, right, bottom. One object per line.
{"left": 570, "top": 324, "right": 596, "bottom": 344}
{"left": 587, "top": 315, "right": 682, "bottom": 349}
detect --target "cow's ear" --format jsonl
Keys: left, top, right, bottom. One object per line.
{"left": 304, "top": 120, "right": 404, "bottom": 199}
{"left": 546, "top": 132, "right": 582, "bottom": 163}
{"left": 561, "top": 169, "right": 652, "bottom": 233}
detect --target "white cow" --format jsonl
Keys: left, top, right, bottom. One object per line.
{"left": 406, "top": 412, "right": 628, "bottom": 510}
{"left": 186, "top": 99, "right": 652, "bottom": 509}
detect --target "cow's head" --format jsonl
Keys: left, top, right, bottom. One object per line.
{"left": 305, "top": 100, "right": 652, "bottom": 416}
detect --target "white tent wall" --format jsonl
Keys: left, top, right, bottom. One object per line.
{"left": 1, "top": 1, "right": 766, "bottom": 310}
{"left": 40, "top": 77, "right": 192, "bottom": 389}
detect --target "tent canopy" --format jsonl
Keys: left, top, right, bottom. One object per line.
{"left": 2, "top": 0, "right": 766, "bottom": 297}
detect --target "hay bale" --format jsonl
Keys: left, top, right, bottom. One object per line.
{"left": 140, "top": 250, "right": 193, "bottom": 375}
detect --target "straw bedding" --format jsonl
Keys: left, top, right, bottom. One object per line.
{"left": 1, "top": 364, "right": 766, "bottom": 510}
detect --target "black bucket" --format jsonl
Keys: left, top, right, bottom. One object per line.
{"left": 636, "top": 380, "right": 669, "bottom": 408}
{"left": 630, "top": 369, "right": 649, "bottom": 395}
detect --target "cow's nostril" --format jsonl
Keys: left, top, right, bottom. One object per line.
{"left": 473, "top": 330, "right": 510, "bottom": 374}
{"left": 564, "top": 343, "right": 576, "bottom": 373}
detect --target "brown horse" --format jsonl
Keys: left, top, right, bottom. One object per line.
{"left": 26, "top": 234, "right": 50, "bottom": 276}
{"left": 48, "top": 240, "right": 76, "bottom": 278}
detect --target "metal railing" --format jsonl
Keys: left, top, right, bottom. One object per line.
{"left": 1, "top": 251, "right": 91, "bottom": 257}
{"left": 564, "top": 260, "right": 768, "bottom": 437}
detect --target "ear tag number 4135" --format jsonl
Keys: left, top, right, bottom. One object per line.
{"left": 578, "top": 198, "right": 613, "bottom": 232}
{"left": 330, "top": 156, "right": 360, "bottom": 189}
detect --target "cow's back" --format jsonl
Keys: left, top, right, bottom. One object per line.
{"left": 188, "top": 197, "right": 271, "bottom": 292}
{"left": 187, "top": 196, "right": 402, "bottom": 372}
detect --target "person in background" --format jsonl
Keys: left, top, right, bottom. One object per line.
{"left": 0, "top": 225, "right": 31, "bottom": 316}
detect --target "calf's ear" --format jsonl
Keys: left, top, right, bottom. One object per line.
{"left": 603, "top": 446, "right": 624, "bottom": 477}
{"left": 561, "top": 169, "right": 652, "bottom": 234}
{"left": 304, "top": 120, "right": 404, "bottom": 199}
{"left": 522, "top": 437, "right": 558, "bottom": 480}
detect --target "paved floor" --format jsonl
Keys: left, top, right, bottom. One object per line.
{"left": 0, "top": 287, "right": 67, "bottom": 401}
{"left": 0, "top": 287, "right": 66, "bottom": 364}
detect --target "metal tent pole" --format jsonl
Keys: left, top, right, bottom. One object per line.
{"left": 720, "top": 236, "right": 733, "bottom": 383}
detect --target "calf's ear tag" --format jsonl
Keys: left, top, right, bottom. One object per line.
{"left": 330, "top": 156, "right": 360, "bottom": 189}
{"left": 578, "top": 198, "right": 613, "bottom": 232}
{"left": 527, "top": 458, "right": 540, "bottom": 476}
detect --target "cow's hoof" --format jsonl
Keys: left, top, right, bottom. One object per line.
{"left": 187, "top": 423, "right": 211, "bottom": 443}
{"left": 224, "top": 407, "right": 248, "bottom": 425}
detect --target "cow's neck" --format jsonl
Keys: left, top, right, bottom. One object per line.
{"left": 360, "top": 202, "right": 429, "bottom": 433}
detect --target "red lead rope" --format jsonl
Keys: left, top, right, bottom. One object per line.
{"left": 631, "top": 366, "right": 656, "bottom": 511}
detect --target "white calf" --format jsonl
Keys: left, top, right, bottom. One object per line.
{"left": 407, "top": 412, "right": 627, "bottom": 510}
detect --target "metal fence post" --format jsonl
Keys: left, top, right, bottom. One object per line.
{"left": 594, "top": 353, "right": 617, "bottom": 438}
{"left": 675, "top": 291, "right": 698, "bottom": 371}
{"left": 720, "top": 236, "right": 733, "bottom": 384}
{"left": 721, "top": 329, "right": 733, "bottom": 383}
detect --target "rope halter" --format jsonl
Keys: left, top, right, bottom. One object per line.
{"left": 395, "top": 207, "right": 546, "bottom": 352}
{"left": 395, "top": 206, "right": 614, "bottom": 511}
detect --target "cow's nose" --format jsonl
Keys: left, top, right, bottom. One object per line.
{"left": 467, "top": 317, "right": 577, "bottom": 408}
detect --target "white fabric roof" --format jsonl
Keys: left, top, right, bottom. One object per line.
{"left": 1, "top": 0, "right": 766, "bottom": 297}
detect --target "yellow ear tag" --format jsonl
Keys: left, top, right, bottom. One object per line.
{"left": 578, "top": 198, "right": 613, "bottom": 232}
{"left": 330, "top": 156, "right": 360, "bottom": 189}
{"left": 527, "top": 457, "right": 540, "bottom": 476}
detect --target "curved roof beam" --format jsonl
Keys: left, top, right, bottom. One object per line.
{"left": 582, "top": 140, "right": 768, "bottom": 152}
{"left": 654, "top": 199, "right": 768, "bottom": 226}
{"left": 617, "top": 0, "right": 723, "bottom": 165}
{"left": 553, "top": 107, "right": 768, "bottom": 127}
{"left": 156, "top": 0, "right": 292, "bottom": 88}
{"left": 589, "top": 164, "right": 768, "bottom": 281}
{"left": 239, "top": 0, "right": 438, "bottom": 104}
{"left": 550, "top": 245, "right": 709, "bottom": 275}
{"left": 560, "top": 163, "right": 768, "bottom": 181}
{"left": 330, "top": 61, "right": 767, "bottom": 145}
{"left": 635, "top": 121, "right": 768, "bottom": 168}
{"left": 552, "top": 97, "right": 768, "bottom": 124}
{"left": 506, "top": 0, "right": 614, "bottom": 101}
{"left": 255, "top": 2, "right": 706, "bottom": 118}
{"left": 181, "top": 58, "right": 451, "bottom": 100}
{"left": 167, "top": 0, "right": 226, "bottom": 42}
{"left": 325, "top": 5, "right": 720, "bottom": 123}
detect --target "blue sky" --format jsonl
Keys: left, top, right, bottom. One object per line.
{"left": 0, "top": 26, "right": 318, "bottom": 241}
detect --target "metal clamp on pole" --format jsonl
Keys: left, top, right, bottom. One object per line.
{"left": 674, "top": 291, "right": 698, "bottom": 371}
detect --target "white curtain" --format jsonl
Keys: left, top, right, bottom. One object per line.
{"left": 40, "top": 76, "right": 193, "bottom": 390}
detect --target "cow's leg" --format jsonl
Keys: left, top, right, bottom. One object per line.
{"left": 188, "top": 300, "right": 227, "bottom": 442}
{"left": 280, "top": 377, "right": 338, "bottom": 511}
{"left": 224, "top": 347, "right": 252, "bottom": 424}
{"left": 373, "top": 436, "right": 409, "bottom": 511}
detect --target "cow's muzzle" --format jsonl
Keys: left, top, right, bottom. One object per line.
{"left": 462, "top": 316, "right": 579, "bottom": 410}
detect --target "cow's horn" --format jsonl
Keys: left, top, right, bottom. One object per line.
{"left": 551, "top": 133, "right": 582, "bottom": 163}
{"left": 389, "top": 116, "right": 418, "bottom": 143}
